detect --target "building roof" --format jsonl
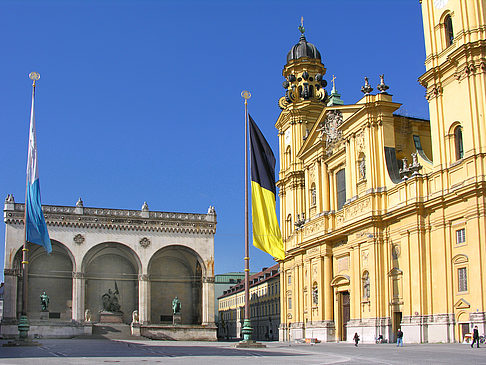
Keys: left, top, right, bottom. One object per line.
{"left": 287, "top": 34, "right": 321, "bottom": 63}
{"left": 218, "top": 263, "right": 279, "bottom": 299}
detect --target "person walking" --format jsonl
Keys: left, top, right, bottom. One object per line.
{"left": 471, "top": 326, "right": 480, "bottom": 348}
{"left": 353, "top": 332, "right": 360, "bottom": 347}
{"left": 397, "top": 328, "right": 403, "bottom": 347}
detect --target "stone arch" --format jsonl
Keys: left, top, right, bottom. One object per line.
{"left": 14, "top": 240, "right": 74, "bottom": 319}
{"left": 148, "top": 245, "right": 205, "bottom": 325}
{"left": 82, "top": 242, "right": 141, "bottom": 323}
{"left": 330, "top": 274, "right": 350, "bottom": 287}
{"left": 452, "top": 254, "right": 468, "bottom": 265}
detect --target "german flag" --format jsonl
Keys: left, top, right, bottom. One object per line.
{"left": 249, "top": 115, "right": 285, "bottom": 260}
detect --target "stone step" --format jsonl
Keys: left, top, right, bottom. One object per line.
{"left": 91, "top": 323, "right": 139, "bottom": 339}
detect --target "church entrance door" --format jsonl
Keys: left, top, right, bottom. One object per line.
{"left": 340, "top": 291, "right": 350, "bottom": 341}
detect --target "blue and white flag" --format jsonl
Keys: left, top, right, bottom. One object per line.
{"left": 25, "top": 84, "right": 51, "bottom": 253}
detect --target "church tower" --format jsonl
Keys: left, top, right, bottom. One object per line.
{"left": 275, "top": 23, "right": 328, "bottom": 243}
{"left": 419, "top": 0, "right": 486, "bottom": 168}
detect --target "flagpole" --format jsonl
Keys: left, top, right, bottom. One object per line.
{"left": 239, "top": 89, "right": 253, "bottom": 344}
{"left": 18, "top": 72, "right": 40, "bottom": 342}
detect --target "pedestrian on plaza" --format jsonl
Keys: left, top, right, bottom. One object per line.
{"left": 471, "top": 325, "right": 480, "bottom": 348}
{"left": 353, "top": 332, "right": 360, "bottom": 347}
{"left": 397, "top": 328, "right": 403, "bottom": 347}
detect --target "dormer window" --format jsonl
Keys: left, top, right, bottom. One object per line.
{"left": 445, "top": 15, "right": 454, "bottom": 47}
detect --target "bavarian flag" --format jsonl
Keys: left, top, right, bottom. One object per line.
{"left": 249, "top": 115, "right": 285, "bottom": 260}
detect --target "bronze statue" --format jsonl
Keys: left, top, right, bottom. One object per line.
{"left": 101, "top": 282, "right": 121, "bottom": 313}
{"left": 172, "top": 296, "right": 181, "bottom": 314}
{"left": 40, "top": 291, "right": 49, "bottom": 312}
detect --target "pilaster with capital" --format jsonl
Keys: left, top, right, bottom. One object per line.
{"left": 72, "top": 271, "right": 85, "bottom": 322}
{"left": 202, "top": 276, "right": 215, "bottom": 325}
{"left": 323, "top": 253, "right": 333, "bottom": 321}
{"left": 138, "top": 274, "right": 150, "bottom": 324}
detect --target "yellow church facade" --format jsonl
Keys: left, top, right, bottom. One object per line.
{"left": 277, "top": 0, "right": 486, "bottom": 343}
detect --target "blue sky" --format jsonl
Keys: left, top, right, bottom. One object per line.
{"left": 0, "top": 0, "right": 428, "bottom": 281}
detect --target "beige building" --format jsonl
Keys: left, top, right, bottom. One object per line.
{"left": 1, "top": 197, "right": 217, "bottom": 340}
{"left": 218, "top": 264, "right": 280, "bottom": 341}
{"left": 277, "top": 0, "right": 486, "bottom": 343}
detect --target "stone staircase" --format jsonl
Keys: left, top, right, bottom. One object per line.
{"left": 90, "top": 323, "right": 140, "bottom": 340}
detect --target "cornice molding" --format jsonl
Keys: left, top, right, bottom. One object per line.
{"left": 4, "top": 203, "right": 217, "bottom": 235}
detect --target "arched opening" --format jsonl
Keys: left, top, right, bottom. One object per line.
{"left": 285, "top": 146, "right": 291, "bottom": 170}
{"left": 286, "top": 214, "right": 292, "bottom": 237}
{"left": 454, "top": 125, "right": 464, "bottom": 160}
{"left": 15, "top": 240, "right": 74, "bottom": 320}
{"left": 148, "top": 245, "right": 203, "bottom": 325}
{"left": 82, "top": 242, "right": 140, "bottom": 323}
{"left": 445, "top": 15, "right": 454, "bottom": 47}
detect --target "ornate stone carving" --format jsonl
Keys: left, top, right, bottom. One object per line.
{"left": 337, "top": 256, "right": 349, "bottom": 272}
{"left": 207, "top": 206, "right": 216, "bottom": 215}
{"left": 85, "top": 309, "right": 92, "bottom": 322}
{"left": 426, "top": 85, "right": 443, "bottom": 101}
{"left": 138, "top": 274, "right": 149, "bottom": 281}
{"left": 4, "top": 268, "right": 17, "bottom": 276}
{"left": 72, "top": 272, "right": 84, "bottom": 279}
{"left": 76, "top": 197, "right": 84, "bottom": 207}
{"left": 359, "top": 156, "right": 366, "bottom": 180}
{"left": 73, "top": 234, "right": 85, "bottom": 245}
{"left": 362, "top": 250, "right": 369, "bottom": 267}
{"left": 377, "top": 74, "right": 390, "bottom": 93}
{"left": 206, "top": 256, "right": 215, "bottom": 276}
{"left": 361, "top": 77, "right": 373, "bottom": 95}
{"left": 141, "top": 202, "right": 149, "bottom": 211}
{"left": 392, "top": 244, "right": 401, "bottom": 259}
{"left": 139, "top": 237, "right": 151, "bottom": 248}
{"left": 309, "top": 165, "right": 315, "bottom": 183}
{"left": 5, "top": 194, "right": 15, "bottom": 203}
{"left": 356, "top": 130, "right": 365, "bottom": 152}
{"left": 318, "top": 110, "right": 344, "bottom": 155}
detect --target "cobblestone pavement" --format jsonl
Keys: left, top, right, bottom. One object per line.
{"left": 1, "top": 339, "right": 485, "bottom": 364}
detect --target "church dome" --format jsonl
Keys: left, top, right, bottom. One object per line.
{"left": 287, "top": 34, "right": 321, "bottom": 63}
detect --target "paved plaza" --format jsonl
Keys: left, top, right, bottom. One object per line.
{"left": 1, "top": 339, "right": 485, "bottom": 364}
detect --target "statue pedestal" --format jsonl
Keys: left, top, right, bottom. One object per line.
{"left": 100, "top": 311, "right": 123, "bottom": 323}
{"left": 173, "top": 313, "right": 182, "bottom": 325}
{"left": 40, "top": 311, "right": 49, "bottom": 320}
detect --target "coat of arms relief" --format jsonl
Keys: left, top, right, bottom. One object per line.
{"left": 318, "top": 110, "right": 344, "bottom": 155}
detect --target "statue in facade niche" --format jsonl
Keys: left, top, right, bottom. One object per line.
{"left": 40, "top": 291, "right": 49, "bottom": 312}
{"left": 172, "top": 296, "right": 181, "bottom": 314}
{"left": 101, "top": 282, "right": 121, "bottom": 313}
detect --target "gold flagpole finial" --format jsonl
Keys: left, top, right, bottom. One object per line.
{"left": 29, "top": 72, "right": 40, "bottom": 87}
{"left": 241, "top": 90, "right": 251, "bottom": 105}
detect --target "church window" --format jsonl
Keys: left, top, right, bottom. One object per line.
{"left": 288, "top": 297, "right": 292, "bottom": 310}
{"left": 336, "top": 169, "right": 346, "bottom": 210}
{"left": 310, "top": 183, "right": 317, "bottom": 207}
{"left": 458, "top": 267, "right": 467, "bottom": 292}
{"left": 445, "top": 15, "right": 454, "bottom": 47}
{"left": 456, "top": 228, "right": 466, "bottom": 244}
{"left": 454, "top": 125, "right": 464, "bottom": 160}
{"left": 288, "top": 274, "right": 292, "bottom": 285}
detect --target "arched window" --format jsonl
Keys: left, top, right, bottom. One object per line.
{"left": 286, "top": 214, "right": 292, "bottom": 237}
{"left": 285, "top": 146, "right": 291, "bottom": 170}
{"left": 445, "top": 15, "right": 454, "bottom": 47}
{"left": 454, "top": 125, "right": 464, "bottom": 160}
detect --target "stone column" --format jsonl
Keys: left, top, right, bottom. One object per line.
{"left": 202, "top": 276, "right": 215, "bottom": 325}
{"left": 138, "top": 274, "right": 150, "bottom": 324}
{"left": 72, "top": 272, "right": 85, "bottom": 322}
{"left": 2, "top": 268, "right": 18, "bottom": 320}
